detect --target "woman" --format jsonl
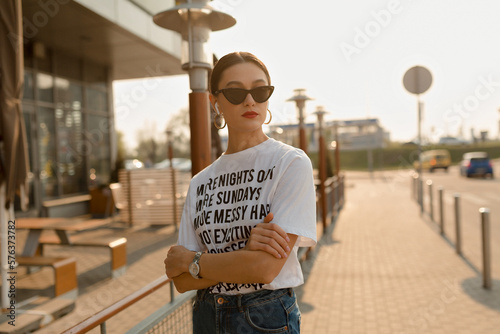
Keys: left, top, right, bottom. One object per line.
{"left": 164, "top": 51, "right": 316, "bottom": 333}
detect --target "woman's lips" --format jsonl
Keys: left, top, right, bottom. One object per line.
{"left": 242, "top": 111, "right": 258, "bottom": 118}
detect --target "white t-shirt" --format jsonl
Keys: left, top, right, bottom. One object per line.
{"left": 177, "top": 138, "right": 317, "bottom": 295}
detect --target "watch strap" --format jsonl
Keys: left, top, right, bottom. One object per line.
{"left": 191, "top": 251, "right": 203, "bottom": 279}
{"left": 193, "top": 251, "right": 202, "bottom": 265}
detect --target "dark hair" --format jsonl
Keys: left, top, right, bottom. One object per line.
{"left": 210, "top": 52, "right": 271, "bottom": 95}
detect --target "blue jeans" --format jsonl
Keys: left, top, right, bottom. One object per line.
{"left": 193, "top": 288, "right": 301, "bottom": 333}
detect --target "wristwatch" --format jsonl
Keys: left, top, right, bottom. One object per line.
{"left": 189, "top": 251, "right": 203, "bottom": 279}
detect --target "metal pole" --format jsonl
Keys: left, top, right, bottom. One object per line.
{"left": 334, "top": 124, "right": 341, "bottom": 177}
{"left": 168, "top": 137, "right": 178, "bottom": 231}
{"left": 296, "top": 95, "right": 306, "bottom": 152}
{"left": 427, "top": 180, "right": 433, "bottom": 221}
{"left": 438, "top": 186, "right": 444, "bottom": 235}
{"left": 331, "top": 177, "right": 337, "bottom": 220}
{"left": 480, "top": 208, "right": 491, "bottom": 289}
{"left": 419, "top": 178, "right": 424, "bottom": 214}
{"left": 189, "top": 91, "right": 211, "bottom": 176}
{"left": 170, "top": 280, "right": 175, "bottom": 304}
{"left": 296, "top": 99, "right": 306, "bottom": 153}
{"left": 315, "top": 109, "right": 327, "bottom": 231}
{"left": 454, "top": 194, "right": 461, "bottom": 255}
{"left": 319, "top": 133, "right": 327, "bottom": 231}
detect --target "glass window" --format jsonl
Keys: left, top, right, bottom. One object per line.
{"left": 37, "top": 72, "right": 54, "bottom": 103}
{"left": 87, "top": 114, "right": 111, "bottom": 186}
{"left": 86, "top": 87, "right": 108, "bottom": 112}
{"left": 23, "top": 71, "right": 35, "bottom": 100}
{"left": 38, "top": 107, "right": 59, "bottom": 198}
{"left": 55, "top": 77, "right": 82, "bottom": 109}
{"left": 15, "top": 108, "right": 36, "bottom": 211}
{"left": 55, "top": 108, "right": 86, "bottom": 195}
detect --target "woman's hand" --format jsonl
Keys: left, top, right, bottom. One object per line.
{"left": 164, "top": 245, "right": 193, "bottom": 278}
{"left": 244, "top": 213, "right": 291, "bottom": 259}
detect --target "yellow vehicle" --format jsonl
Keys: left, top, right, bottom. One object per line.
{"left": 413, "top": 149, "right": 451, "bottom": 172}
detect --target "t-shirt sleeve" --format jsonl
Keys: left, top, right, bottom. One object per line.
{"left": 177, "top": 183, "right": 204, "bottom": 251}
{"left": 271, "top": 153, "right": 317, "bottom": 247}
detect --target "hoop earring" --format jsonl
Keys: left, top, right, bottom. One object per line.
{"left": 264, "top": 109, "right": 272, "bottom": 125}
{"left": 214, "top": 113, "right": 226, "bottom": 129}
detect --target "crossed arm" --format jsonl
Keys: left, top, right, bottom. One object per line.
{"left": 164, "top": 213, "right": 296, "bottom": 293}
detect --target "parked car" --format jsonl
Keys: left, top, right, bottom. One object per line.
{"left": 460, "top": 152, "right": 494, "bottom": 178}
{"left": 413, "top": 149, "right": 451, "bottom": 172}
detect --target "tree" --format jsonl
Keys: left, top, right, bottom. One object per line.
{"left": 135, "top": 122, "right": 166, "bottom": 165}
{"left": 111, "top": 130, "right": 128, "bottom": 182}
{"left": 164, "top": 107, "right": 224, "bottom": 161}
{"left": 165, "top": 108, "right": 191, "bottom": 158}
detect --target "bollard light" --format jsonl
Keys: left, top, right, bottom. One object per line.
{"left": 154, "top": 0, "right": 236, "bottom": 91}
{"left": 154, "top": 0, "right": 236, "bottom": 175}
{"left": 287, "top": 88, "right": 313, "bottom": 153}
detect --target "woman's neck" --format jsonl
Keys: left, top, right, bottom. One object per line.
{"left": 225, "top": 130, "right": 269, "bottom": 155}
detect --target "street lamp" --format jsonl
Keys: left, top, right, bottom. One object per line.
{"left": 154, "top": 0, "right": 236, "bottom": 175}
{"left": 313, "top": 106, "right": 328, "bottom": 231}
{"left": 287, "top": 88, "right": 313, "bottom": 153}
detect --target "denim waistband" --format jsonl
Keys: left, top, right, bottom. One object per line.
{"left": 196, "top": 288, "right": 294, "bottom": 310}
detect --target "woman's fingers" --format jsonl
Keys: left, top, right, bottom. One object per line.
{"left": 245, "top": 214, "right": 291, "bottom": 259}
{"left": 264, "top": 212, "right": 274, "bottom": 223}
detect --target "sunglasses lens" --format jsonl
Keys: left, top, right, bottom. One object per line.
{"left": 220, "top": 86, "right": 274, "bottom": 105}
{"left": 252, "top": 86, "right": 273, "bottom": 103}
{"left": 223, "top": 89, "right": 247, "bottom": 104}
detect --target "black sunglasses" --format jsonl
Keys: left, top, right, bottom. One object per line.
{"left": 214, "top": 86, "right": 274, "bottom": 105}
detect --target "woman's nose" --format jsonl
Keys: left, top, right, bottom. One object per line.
{"left": 243, "top": 92, "right": 256, "bottom": 105}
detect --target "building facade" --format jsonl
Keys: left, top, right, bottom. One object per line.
{"left": 270, "top": 118, "right": 390, "bottom": 152}
{"left": 18, "top": 0, "right": 183, "bottom": 216}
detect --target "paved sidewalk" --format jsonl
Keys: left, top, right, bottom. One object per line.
{"left": 297, "top": 171, "right": 500, "bottom": 334}
{"left": 4, "top": 170, "right": 499, "bottom": 333}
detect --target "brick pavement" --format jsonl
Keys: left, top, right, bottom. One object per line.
{"left": 296, "top": 171, "right": 500, "bottom": 334}
{"left": 3, "top": 170, "right": 499, "bottom": 333}
{"left": 6, "top": 224, "right": 180, "bottom": 333}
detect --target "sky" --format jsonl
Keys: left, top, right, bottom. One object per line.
{"left": 114, "top": 0, "right": 500, "bottom": 151}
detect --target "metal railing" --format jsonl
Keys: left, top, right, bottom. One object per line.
{"left": 62, "top": 276, "right": 195, "bottom": 334}
{"left": 410, "top": 173, "right": 493, "bottom": 289}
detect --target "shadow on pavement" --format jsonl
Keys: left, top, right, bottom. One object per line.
{"left": 461, "top": 277, "right": 500, "bottom": 313}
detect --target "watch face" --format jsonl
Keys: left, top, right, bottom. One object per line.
{"left": 189, "top": 262, "right": 199, "bottom": 276}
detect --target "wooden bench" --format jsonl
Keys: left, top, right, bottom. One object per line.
{"left": 16, "top": 256, "right": 77, "bottom": 298}
{"left": 42, "top": 194, "right": 92, "bottom": 217}
{"left": 37, "top": 234, "right": 127, "bottom": 278}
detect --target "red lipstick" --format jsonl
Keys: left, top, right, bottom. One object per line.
{"left": 242, "top": 111, "right": 258, "bottom": 118}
